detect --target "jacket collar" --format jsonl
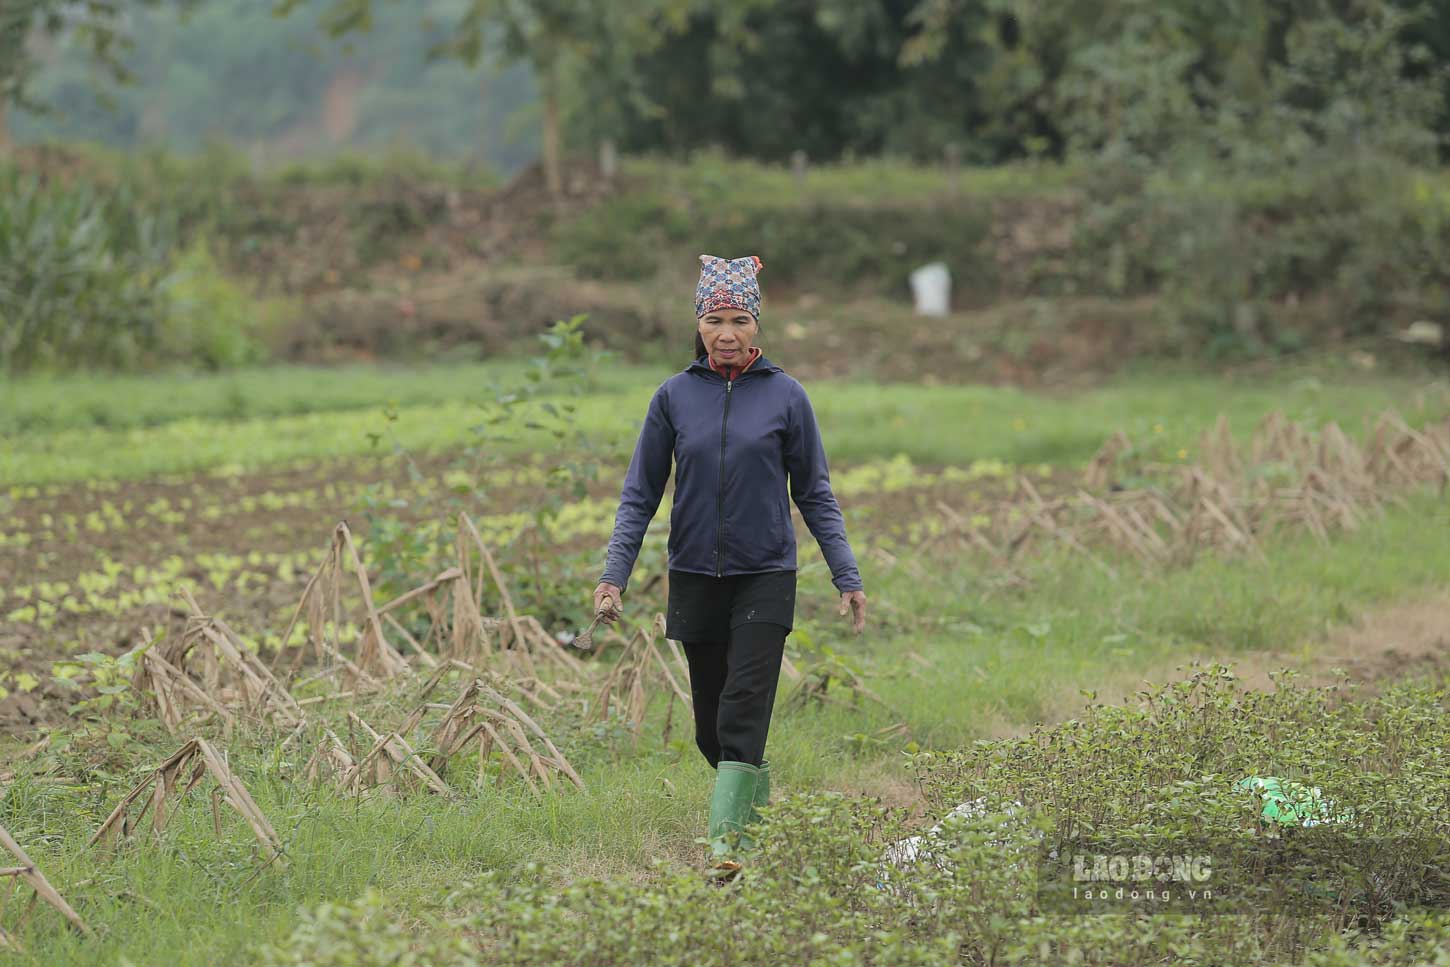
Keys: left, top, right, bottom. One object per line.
{"left": 707, "top": 345, "right": 762, "bottom": 380}
{"left": 687, "top": 350, "right": 780, "bottom": 381}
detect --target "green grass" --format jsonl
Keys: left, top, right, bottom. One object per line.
{"left": 860, "top": 487, "right": 1450, "bottom": 746}
{"left": 0, "top": 361, "right": 648, "bottom": 435}
{"left": 10, "top": 482, "right": 1450, "bottom": 965}
{"left": 4, "top": 361, "right": 1445, "bottom": 486}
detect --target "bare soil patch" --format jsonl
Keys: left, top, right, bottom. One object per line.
{"left": 1221, "top": 591, "right": 1450, "bottom": 695}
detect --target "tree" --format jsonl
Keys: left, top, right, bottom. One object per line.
{"left": 574, "top": 0, "right": 1003, "bottom": 163}
{"left": 0, "top": 0, "right": 192, "bottom": 152}
{"left": 902, "top": 0, "right": 1447, "bottom": 163}
{"left": 288, "top": 0, "right": 689, "bottom": 199}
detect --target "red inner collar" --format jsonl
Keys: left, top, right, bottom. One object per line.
{"left": 708, "top": 346, "right": 762, "bottom": 381}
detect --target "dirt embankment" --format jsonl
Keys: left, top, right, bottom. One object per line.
{"left": 14, "top": 145, "right": 1165, "bottom": 384}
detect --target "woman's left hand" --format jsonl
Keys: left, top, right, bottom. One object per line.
{"left": 839, "top": 590, "right": 867, "bottom": 635}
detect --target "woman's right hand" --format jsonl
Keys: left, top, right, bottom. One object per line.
{"left": 593, "top": 582, "right": 623, "bottom": 624}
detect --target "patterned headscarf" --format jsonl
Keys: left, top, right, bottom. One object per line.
{"left": 695, "top": 254, "right": 763, "bottom": 320}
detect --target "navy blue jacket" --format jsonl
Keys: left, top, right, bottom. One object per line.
{"left": 600, "top": 355, "right": 863, "bottom": 595}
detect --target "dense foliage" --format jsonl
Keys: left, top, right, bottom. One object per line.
{"left": 260, "top": 668, "right": 1450, "bottom": 966}
{"left": 0, "top": 170, "right": 174, "bottom": 370}
{"left": 10, "top": 0, "right": 1448, "bottom": 168}
{"left": 6, "top": 0, "right": 1449, "bottom": 368}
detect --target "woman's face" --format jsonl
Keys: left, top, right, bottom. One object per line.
{"left": 697, "top": 308, "right": 758, "bottom": 364}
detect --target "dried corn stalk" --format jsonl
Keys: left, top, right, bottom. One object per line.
{"left": 264, "top": 516, "right": 590, "bottom": 693}
{"left": 1083, "top": 430, "right": 1132, "bottom": 490}
{"left": 594, "top": 614, "right": 692, "bottom": 743}
{"left": 140, "top": 592, "right": 307, "bottom": 730}
{"left": 786, "top": 655, "right": 891, "bottom": 713}
{"left": 0, "top": 825, "right": 89, "bottom": 949}
{"left": 340, "top": 515, "right": 589, "bottom": 682}
{"left": 133, "top": 630, "right": 238, "bottom": 736}
{"left": 401, "top": 676, "right": 585, "bottom": 794}
{"left": 376, "top": 567, "right": 463, "bottom": 668}
{"left": 302, "top": 729, "right": 356, "bottom": 786}
{"left": 454, "top": 514, "right": 587, "bottom": 680}
{"left": 936, "top": 408, "right": 1450, "bottom": 575}
{"left": 273, "top": 522, "right": 410, "bottom": 682}
{"left": 328, "top": 714, "right": 451, "bottom": 798}
{"left": 89, "top": 739, "right": 283, "bottom": 862}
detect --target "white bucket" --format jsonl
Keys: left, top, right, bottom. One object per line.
{"left": 909, "top": 262, "right": 951, "bottom": 316}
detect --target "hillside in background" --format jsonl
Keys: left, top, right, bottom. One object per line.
{"left": 11, "top": 0, "right": 538, "bottom": 174}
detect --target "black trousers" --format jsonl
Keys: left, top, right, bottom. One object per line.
{"left": 682, "top": 623, "right": 788, "bottom": 769}
{"left": 668, "top": 568, "right": 795, "bottom": 769}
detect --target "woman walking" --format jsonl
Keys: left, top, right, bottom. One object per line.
{"left": 593, "top": 254, "right": 868, "bottom": 876}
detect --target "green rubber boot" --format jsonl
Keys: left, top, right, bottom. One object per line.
{"left": 753, "top": 759, "right": 770, "bottom": 817}
{"left": 744, "top": 759, "right": 770, "bottom": 842}
{"left": 708, "top": 761, "right": 760, "bottom": 870}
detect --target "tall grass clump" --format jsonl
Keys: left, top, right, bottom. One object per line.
{"left": 161, "top": 239, "right": 294, "bottom": 370}
{"left": 0, "top": 171, "right": 176, "bottom": 371}
{"left": 0, "top": 169, "right": 289, "bottom": 373}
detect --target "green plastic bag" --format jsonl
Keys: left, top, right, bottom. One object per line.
{"left": 1236, "top": 776, "right": 1353, "bottom": 827}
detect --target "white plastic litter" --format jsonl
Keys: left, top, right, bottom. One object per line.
{"left": 1397, "top": 320, "right": 1444, "bottom": 346}
{"left": 909, "top": 262, "right": 952, "bottom": 317}
{"left": 882, "top": 797, "right": 1035, "bottom": 872}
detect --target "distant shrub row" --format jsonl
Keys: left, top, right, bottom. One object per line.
{"left": 553, "top": 151, "right": 1450, "bottom": 358}
{"left": 6, "top": 140, "right": 1447, "bottom": 370}
{"left": 1074, "top": 154, "right": 1450, "bottom": 357}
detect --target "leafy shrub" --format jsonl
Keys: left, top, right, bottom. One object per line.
{"left": 358, "top": 315, "right": 612, "bottom": 627}
{"left": 551, "top": 190, "right": 694, "bottom": 281}
{"left": 161, "top": 239, "right": 295, "bottom": 370}
{"left": 915, "top": 664, "right": 1450, "bottom": 932}
{"left": 1069, "top": 156, "right": 1450, "bottom": 356}
{"left": 0, "top": 168, "right": 290, "bottom": 372}
{"left": 260, "top": 888, "right": 477, "bottom": 967}
{"left": 1059, "top": 4, "right": 1450, "bottom": 356}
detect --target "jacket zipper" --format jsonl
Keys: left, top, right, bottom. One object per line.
{"left": 715, "top": 376, "right": 734, "bottom": 577}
